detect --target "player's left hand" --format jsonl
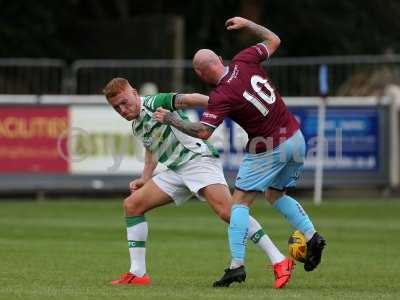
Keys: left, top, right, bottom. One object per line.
{"left": 153, "top": 107, "right": 169, "bottom": 123}
{"left": 129, "top": 178, "right": 146, "bottom": 192}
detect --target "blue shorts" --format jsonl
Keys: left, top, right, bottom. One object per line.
{"left": 235, "top": 130, "right": 306, "bottom": 192}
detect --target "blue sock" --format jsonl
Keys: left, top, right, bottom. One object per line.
{"left": 228, "top": 204, "right": 250, "bottom": 264}
{"left": 272, "top": 195, "right": 316, "bottom": 240}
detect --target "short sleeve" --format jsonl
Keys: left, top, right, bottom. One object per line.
{"left": 232, "top": 43, "right": 269, "bottom": 64}
{"left": 143, "top": 93, "right": 176, "bottom": 111}
{"left": 200, "top": 93, "right": 231, "bottom": 128}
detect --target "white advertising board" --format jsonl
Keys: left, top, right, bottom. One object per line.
{"left": 69, "top": 105, "right": 148, "bottom": 174}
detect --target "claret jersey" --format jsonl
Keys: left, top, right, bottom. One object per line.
{"left": 200, "top": 43, "right": 299, "bottom": 153}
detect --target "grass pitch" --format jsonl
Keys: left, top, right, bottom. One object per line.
{"left": 0, "top": 198, "right": 399, "bottom": 300}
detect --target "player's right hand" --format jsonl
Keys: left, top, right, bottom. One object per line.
{"left": 225, "top": 17, "right": 250, "bottom": 30}
{"left": 129, "top": 178, "right": 146, "bottom": 192}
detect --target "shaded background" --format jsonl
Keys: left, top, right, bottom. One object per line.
{"left": 1, "top": 0, "right": 400, "bottom": 60}
{"left": 0, "top": 0, "right": 399, "bottom": 195}
{"left": 0, "top": 4, "right": 400, "bottom": 299}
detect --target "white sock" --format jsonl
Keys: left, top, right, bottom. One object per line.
{"left": 230, "top": 259, "right": 244, "bottom": 269}
{"left": 125, "top": 215, "right": 148, "bottom": 276}
{"left": 305, "top": 229, "right": 317, "bottom": 242}
{"left": 248, "top": 216, "right": 285, "bottom": 265}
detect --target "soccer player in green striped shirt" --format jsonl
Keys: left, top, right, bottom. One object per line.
{"left": 103, "top": 77, "right": 293, "bottom": 287}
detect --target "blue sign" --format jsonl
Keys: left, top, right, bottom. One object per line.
{"left": 289, "top": 106, "right": 380, "bottom": 171}
{"left": 188, "top": 106, "right": 381, "bottom": 172}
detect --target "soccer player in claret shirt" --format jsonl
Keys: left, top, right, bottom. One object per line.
{"left": 103, "top": 77, "right": 295, "bottom": 288}
{"left": 155, "top": 16, "right": 326, "bottom": 287}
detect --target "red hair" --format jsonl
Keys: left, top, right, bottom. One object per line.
{"left": 103, "top": 77, "right": 130, "bottom": 100}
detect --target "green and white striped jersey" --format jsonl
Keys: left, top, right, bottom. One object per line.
{"left": 132, "top": 93, "right": 219, "bottom": 170}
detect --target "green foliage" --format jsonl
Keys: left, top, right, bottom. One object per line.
{"left": 266, "top": 0, "right": 400, "bottom": 56}
{"left": 1, "top": 0, "right": 400, "bottom": 59}
{"left": 0, "top": 1, "right": 64, "bottom": 57}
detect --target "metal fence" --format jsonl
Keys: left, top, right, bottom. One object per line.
{"left": 1, "top": 55, "right": 400, "bottom": 95}
{"left": 266, "top": 55, "right": 400, "bottom": 96}
{"left": 0, "top": 58, "right": 66, "bottom": 94}
{"left": 70, "top": 60, "right": 198, "bottom": 95}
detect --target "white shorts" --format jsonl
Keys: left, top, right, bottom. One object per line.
{"left": 152, "top": 155, "right": 227, "bottom": 206}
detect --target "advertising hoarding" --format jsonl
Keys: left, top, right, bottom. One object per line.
{"left": 68, "top": 105, "right": 145, "bottom": 174}
{"left": 0, "top": 106, "right": 68, "bottom": 173}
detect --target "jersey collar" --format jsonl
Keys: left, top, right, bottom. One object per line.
{"left": 217, "top": 66, "right": 229, "bottom": 85}
{"left": 134, "top": 97, "right": 146, "bottom": 120}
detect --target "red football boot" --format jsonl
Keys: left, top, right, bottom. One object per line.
{"left": 111, "top": 272, "right": 150, "bottom": 285}
{"left": 273, "top": 257, "right": 294, "bottom": 289}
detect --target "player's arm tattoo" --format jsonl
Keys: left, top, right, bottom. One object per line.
{"left": 174, "top": 93, "right": 209, "bottom": 109}
{"left": 163, "top": 111, "right": 213, "bottom": 139}
{"left": 247, "top": 21, "right": 280, "bottom": 54}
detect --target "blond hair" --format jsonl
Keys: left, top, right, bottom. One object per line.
{"left": 103, "top": 77, "right": 130, "bottom": 100}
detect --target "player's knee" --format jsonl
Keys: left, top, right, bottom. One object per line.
{"left": 266, "top": 188, "right": 284, "bottom": 204}
{"left": 232, "top": 189, "right": 256, "bottom": 206}
{"left": 265, "top": 190, "right": 273, "bottom": 203}
{"left": 217, "top": 207, "right": 231, "bottom": 223}
{"left": 123, "top": 195, "right": 145, "bottom": 215}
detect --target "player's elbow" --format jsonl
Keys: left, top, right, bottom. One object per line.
{"left": 275, "top": 37, "right": 281, "bottom": 48}
{"left": 266, "top": 36, "right": 281, "bottom": 57}
{"left": 270, "top": 35, "right": 281, "bottom": 51}
{"left": 275, "top": 34, "right": 281, "bottom": 45}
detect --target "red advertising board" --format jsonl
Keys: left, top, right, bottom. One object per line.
{"left": 0, "top": 106, "right": 69, "bottom": 173}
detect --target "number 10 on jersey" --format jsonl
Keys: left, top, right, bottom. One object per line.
{"left": 243, "top": 75, "right": 276, "bottom": 116}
